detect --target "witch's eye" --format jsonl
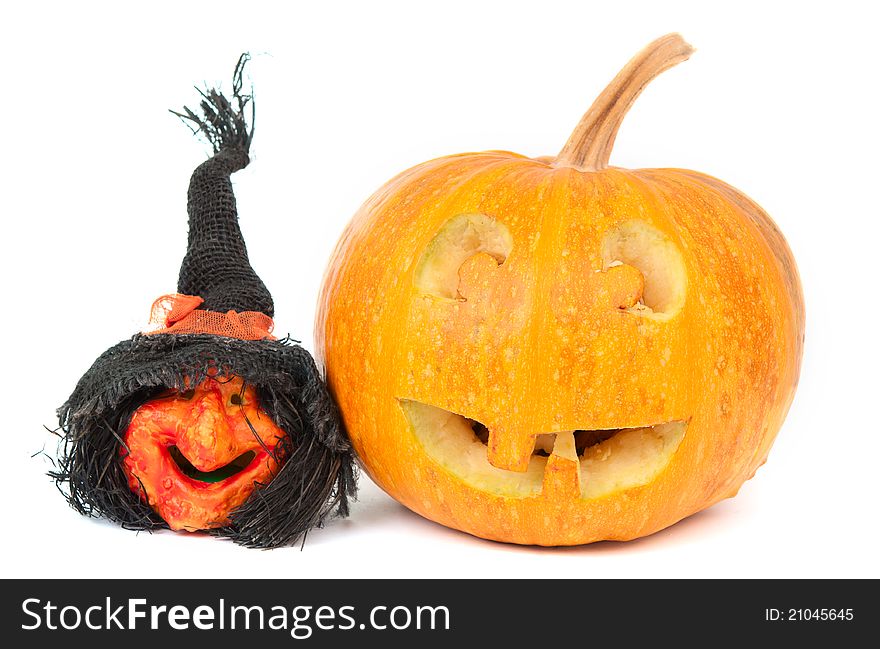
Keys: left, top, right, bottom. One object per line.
{"left": 230, "top": 393, "right": 243, "bottom": 406}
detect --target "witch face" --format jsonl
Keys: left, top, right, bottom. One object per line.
{"left": 123, "top": 375, "right": 286, "bottom": 531}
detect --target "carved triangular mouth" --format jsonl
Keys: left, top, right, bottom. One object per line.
{"left": 399, "top": 399, "right": 687, "bottom": 499}
{"left": 168, "top": 446, "right": 257, "bottom": 483}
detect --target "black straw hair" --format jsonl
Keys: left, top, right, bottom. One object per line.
{"left": 53, "top": 334, "right": 356, "bottom": 549}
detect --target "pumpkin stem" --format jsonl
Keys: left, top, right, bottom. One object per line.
{"left": 555, "top": 33, "right": 694, "bottom": 171}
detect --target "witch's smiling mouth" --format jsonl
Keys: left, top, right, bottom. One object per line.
{"left": 168, "top": 446, "right": 257, "bottom": 483}
{"left": 399, "top": 400, "right": 687, "bottom": 499}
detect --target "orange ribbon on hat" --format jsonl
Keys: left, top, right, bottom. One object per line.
{"left": 144, "top": 294, "right": 275, "bottom": 341}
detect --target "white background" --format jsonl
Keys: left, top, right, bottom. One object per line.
{"left": 2, "top": 1, "right": 878, "bottom": 579}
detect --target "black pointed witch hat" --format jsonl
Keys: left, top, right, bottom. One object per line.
{"left": 173, "top": 55, "right": 273, "bottom": 318}
{"left": 52, "top": 56, "right": 356, "bottom": 548}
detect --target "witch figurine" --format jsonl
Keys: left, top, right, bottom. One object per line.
{"left": 52, "top": 56, "right": 355, "bottom": 548}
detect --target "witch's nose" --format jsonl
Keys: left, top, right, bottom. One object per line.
{"left": 175, "top": 391, "right": 239, "bottom": 471}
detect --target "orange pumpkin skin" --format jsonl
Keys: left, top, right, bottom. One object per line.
{"left": 122, "top": 376, "right": 286, "bottom": 532}
{"left": 316, "top": 36, "right": 804, "bottom": 545}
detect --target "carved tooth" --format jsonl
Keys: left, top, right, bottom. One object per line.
{"left": 486, "top": 427, "right": 536, "bottom": 473}
{"left": 542, "top": 431, "right": 581, "bottom": 498}
{"left": 551, "top": 430, "right": 578, "bottom": 461}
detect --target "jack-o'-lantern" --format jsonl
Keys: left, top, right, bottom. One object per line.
{"left": 54, "top": 56, "right": 355, "bottom": 548}
{"left": 316, "top": 35, "right": 804, "bottom": 545}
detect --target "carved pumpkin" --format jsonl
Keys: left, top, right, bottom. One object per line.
{"left": 122, "top": 376, "right": 286, "bottom": 531}
{"left": 316, "top": 34, "right": 804, "bottom": 545}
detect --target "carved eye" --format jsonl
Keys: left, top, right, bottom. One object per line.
{"left": 413, "top": 214, "right": 513, "bottom": 300}
{"left": 601, "top": 220, "right": 687, "bottom": 319}
{"left": 230, "top": 393, "right": 243, "bottom": 406}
